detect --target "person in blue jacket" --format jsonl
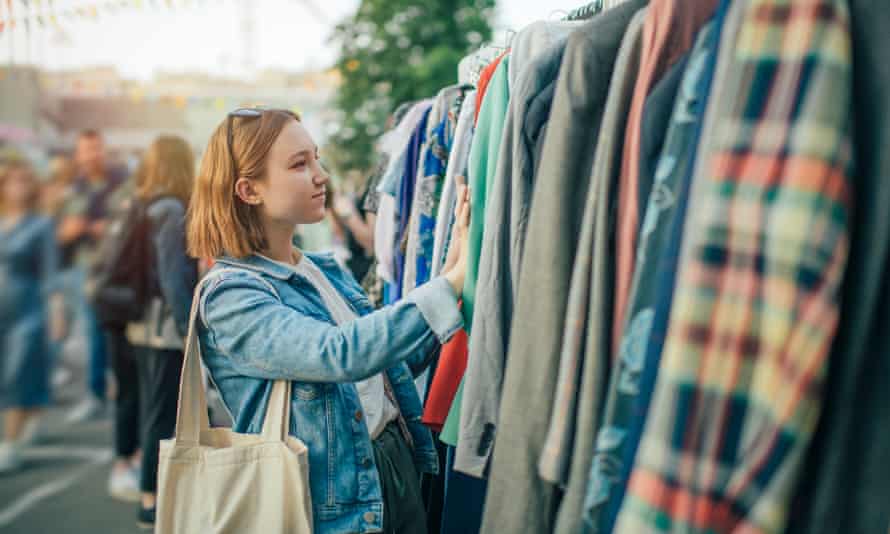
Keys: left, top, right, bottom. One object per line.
{"left": 186, "top": 108, "right": 470, "bottom": 534}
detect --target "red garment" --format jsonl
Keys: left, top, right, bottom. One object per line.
{"left": 612, "top": 0, "right": 717, "bottom": 355}
{"left": 422, "top": 328, "right": 469, "bottom": 432}
{"left": 474, "top": 51, "right": 508, "bottom": 125}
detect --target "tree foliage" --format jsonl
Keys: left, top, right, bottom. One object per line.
{"left": 326, "top": 0, "right": 495, "bottom": 177}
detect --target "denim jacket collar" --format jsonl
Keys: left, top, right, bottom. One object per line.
{"left": 215, "top": 251, "right": 340, "bottom": 281}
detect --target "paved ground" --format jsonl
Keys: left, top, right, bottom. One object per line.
{"left": 0, "top": 385, "right": 147, "bottom": 534}
{"left": 1, "top": 317, "right": 148, "bottom": 534}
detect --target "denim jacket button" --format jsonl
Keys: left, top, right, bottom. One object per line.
{"left": 362, "top": 457, "right": 372, "bottom": 468}
{"left": 355, "top": 410, "right": 363, "bottom": 422}
{"left": 363, "top": 512, "right": 376, "bottom": 523}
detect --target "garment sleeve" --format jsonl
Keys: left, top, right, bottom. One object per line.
{"left": 457, "top": 105, "right": 518, "bottom": 477}
{"left": 200, "top": 273, "right": 462, "bottom": 383}
{"left": 150, "top": 199, "right": 198, "bottom": 337}
{"left": 461, "top": 56, "right": 511, "bottom": 329}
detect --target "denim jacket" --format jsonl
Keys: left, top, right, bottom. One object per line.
{"left": 197, "top": 251, "right": 462, "bottom": 534}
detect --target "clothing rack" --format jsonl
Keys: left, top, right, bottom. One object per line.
{"left": 460, "top": 0, "right": 622, "bottom": 86}
{"left": 563, "top": 0, "right": 604, "bottom": 21}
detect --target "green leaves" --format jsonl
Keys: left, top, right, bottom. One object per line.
{"left": 326, "top": 0, "right": 494, "bottom": 178}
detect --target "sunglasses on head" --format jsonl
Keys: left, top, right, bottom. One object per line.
{"left": 227, "top": 108, "right": 265, "bottom": 179}
{"left": 226, "top": 107, "right": 325, "bottom": 185}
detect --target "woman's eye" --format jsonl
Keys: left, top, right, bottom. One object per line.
{"left": 291, "top": 161, "right": 307, "bottom": 169}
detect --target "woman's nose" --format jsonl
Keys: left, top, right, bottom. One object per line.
{"left": 314, "top": 167, "right": 329, "bottom": 186}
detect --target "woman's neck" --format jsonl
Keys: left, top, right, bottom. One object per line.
{"left": 260, "top": 221, "right": 301, "bottom": 265}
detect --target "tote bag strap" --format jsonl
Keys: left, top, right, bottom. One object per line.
{"left": 260, "top": 379, "right": 292, "bottom": 441}
{"left": 174, "top": 267, "right": 284, "bottom": 444}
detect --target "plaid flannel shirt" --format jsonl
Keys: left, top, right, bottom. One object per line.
{"left": 614, "top": 0, "right": 853, "bottom": 532}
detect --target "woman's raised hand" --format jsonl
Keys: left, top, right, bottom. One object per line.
{"left": 443, "top": 176, "right": 471, "bottom": 295}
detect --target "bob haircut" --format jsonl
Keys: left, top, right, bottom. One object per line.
{"left": 137, "top": 135, "right": 195, "bottom": 205}
{"left": 187, "top": 108, "right": 300, "bottom": 259}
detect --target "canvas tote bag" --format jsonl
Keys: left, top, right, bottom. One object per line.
{"left": 156, "top": 274, "right": 313, "bottom": 533}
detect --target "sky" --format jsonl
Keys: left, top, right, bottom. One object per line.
{"left": 0, "top": 0, "right": 591, "bottom": 79}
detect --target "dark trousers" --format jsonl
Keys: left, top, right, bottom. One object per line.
{"left": 372, "top": 423, "right": 428, "bottom": 534}
{"left": 137, "top": 347, "right": 183, "bottom": 494}
{"left": 107, "top": 329, "right": 140, "bottom": 458}
{"left": 421, "top": 438, "right": 447, "bottom": 534}
{"left": 441, "top": 445, "right": 487, "bottom": 534}
{"left": 87, "top": 306, "right": 108, "bottom": 400}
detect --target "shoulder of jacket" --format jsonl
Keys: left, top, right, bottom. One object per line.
{"left": 32, "top": 214, "right": 53, "bottom": 228}
{"left": 200, "top": 267, "right": 281, "bottom": 302}
{"left": 146, "top": 197, "right": 186, "bottom": 220}
{"left": 198, "top": 267, "right": 282, "bottom": 329}
{"left": 26, "top": 215, "right": 55, "bottom": 237}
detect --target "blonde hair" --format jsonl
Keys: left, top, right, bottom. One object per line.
{"left": 187, "top": 108, "right": 300, "bottom": 259}
{"left": 47, "top": 155, "right": 76, "bottom": 186}
{"left": 0, "top": 160, "right": 40, "bottom": 214}
{"left": 137, "top": 135, "right": 195, "bottom": 204}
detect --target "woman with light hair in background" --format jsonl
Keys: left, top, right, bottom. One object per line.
{"left": 0, "top": 160, "right": 66, "bottom": 473}
{"left": 41, "top": 154, "right": 78, "bottom": 218}
{"left": 122, "top": 136, "right": 198, "bottom": 529}
{"left": 40, "top": 154, "right": 80, "bottom": 392}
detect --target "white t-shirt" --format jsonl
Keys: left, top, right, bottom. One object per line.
{"left": 263, "top": 254, "right": 400, "bottom": 440}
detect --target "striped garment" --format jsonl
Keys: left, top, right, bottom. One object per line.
{"left": 613, "top": 0, "right": 854, "bottom": 532}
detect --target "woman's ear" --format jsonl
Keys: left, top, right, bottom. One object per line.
{"left": 234, "top": 177, "right": 263, "bottom": 206}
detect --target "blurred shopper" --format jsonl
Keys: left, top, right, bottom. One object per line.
{"left": 324, "top": 183, "right": 353, "bottom": 267}
{"left": 41, "top": 154, "right": 79, "bottom": 389}
{"left": 41, "top": 154, "right": 78, "bottom": 218}
{"left": 88, "top": 173, "right": 142, "bottom": 502}
{"left": 58, "top": 130, "right": 127, "bottom": 423}
{"left": 0, "top": 161, "right": 66, "bottom": 474}
{"left": 41, "top": 154, "right": 76, "bottom": 217}
{"left": 123, "top": 136, "right": 197, "bottom": 529}
{"left": 331, "top": 189, "right": 375, "bottom": 281}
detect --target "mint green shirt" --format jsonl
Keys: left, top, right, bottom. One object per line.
{"left": 443, "top": 55, "right": 511, "bottom": 447}
{"left": 461, "top": 54, "right": 511, "bottom": 331}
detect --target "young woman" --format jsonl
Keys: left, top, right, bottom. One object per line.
{"left": 122, "top": 135, "right": 199, "bottom": 529}
{"left": 187, "top": 108, "right": 469, "bottom": 534}
{"left": 0, "top": 161, "right": 65, "bottom": 473}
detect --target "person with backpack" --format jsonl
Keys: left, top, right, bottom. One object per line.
{"left": 110, "top": 136, "right": 197, "bottom": 528}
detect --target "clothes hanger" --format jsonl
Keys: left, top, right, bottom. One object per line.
{"left": 504, "top": 29, "right": 518, "bottom": 48}
{"left": 458, "top": 46, "right": 496, "bottom": 86}
{"left": 563, "top": 0, "right": 604, "bottom": 21}
{"left": 459, "top": 25, "right": 514, "bottom": 86}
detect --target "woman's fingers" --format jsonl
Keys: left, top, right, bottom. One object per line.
{"left": 461, "top": 187, "right": 471, "bottom": 228}
{"left": 450, "top": 177, "right": 471, "bottom": 246}
{"left": 455, "top": 185, "right": 467, "bottom": 223}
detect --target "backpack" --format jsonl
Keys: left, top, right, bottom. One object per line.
{"left": 89, "top": 196, "right": 162, "bottom": 328}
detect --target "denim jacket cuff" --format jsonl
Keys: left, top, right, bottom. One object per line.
{"left": 405, "top": 277, "right": 463, "bottom": 344}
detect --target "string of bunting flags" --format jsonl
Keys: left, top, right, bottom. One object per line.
{"left": 0, "top": 0, "right": 219, "bottom": 34}
{"left": 0, "top": 63, "right": 309, "bottom": 112}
